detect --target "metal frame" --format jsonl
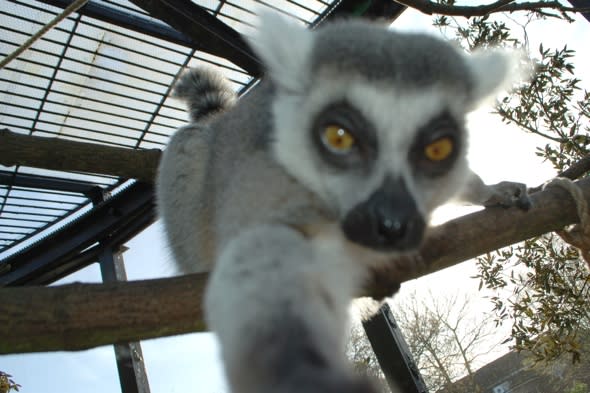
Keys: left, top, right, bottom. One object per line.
{"left": 0, "top": 170, "right": 101, "bottom": 195}
{"left": 100, "top": 244, "right": 151, "bottom": 393}
{"left": 36, "top": 0, "right": 262, "bottom": 76}
{"left": 0, "top": 171, "right": 105, "bottom": 253}
{"left": 0, "top": 180, "right": 155, "bottom": 286}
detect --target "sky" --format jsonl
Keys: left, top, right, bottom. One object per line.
{"left": 2, "top": 3, "right": 590, "bottom": 393}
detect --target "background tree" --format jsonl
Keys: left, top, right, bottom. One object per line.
{"left": 390, "top": 291, "right": 499, "bottom": 393}
{"left": 346, "top": 291, "right": 500, "bottom": 393}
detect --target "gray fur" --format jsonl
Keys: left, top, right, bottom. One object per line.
{"left": 457, "top": 174, "right": 532, "bottom": 210}
{"left": 205, "top": 224, "right": 377, "bottom": 393}
{"left": 156, "top": 12, "right": 531, "bottom": 393}
{"left": 310, "top": 19, "right": 473, "bottom": 92}
{"left": 158, "top": 79, "right": 330, "bottom": 273}
{"left": 173, "top": 67, "right": 237, "bottom": 123}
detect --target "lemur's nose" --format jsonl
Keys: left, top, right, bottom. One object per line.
{"left": 377, "top": 217, "right": 403, "bottom": 240}
{"left": 341, "top": 177, "right": 425, "bottom": 252}
{"left": 373, "top": 205, "right": 424, "bottom": 250}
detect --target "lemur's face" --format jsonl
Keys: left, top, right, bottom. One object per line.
{"left": 273, "top": 77, "right": 470, "bottom": 252}
{"left": 250, "top": 13, "right": 519, "bottom": 253}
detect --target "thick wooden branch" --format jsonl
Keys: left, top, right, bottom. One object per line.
{"left": 0, "top": 274, "right": 208, "bottom": 354}
{"left": 0, "top": 128, "right": 161, "bottom": 183}
{"left": 393, "top": 0, "right": 586, "bottom": 16}
{"left": 1, "top": 178, "right": 588, "bottom": 354}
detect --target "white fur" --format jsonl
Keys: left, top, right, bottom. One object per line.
{"left": 272, "top": 73, "right": 472, "bottom": 221}
{"left": 205, "top": 224, "right": 367, "bottom": 393}
{"left": 466, "top": 48, "right": 528, "bottom": 105}
{"left": 249, "top": 11, "right": 314, "bottom": 93}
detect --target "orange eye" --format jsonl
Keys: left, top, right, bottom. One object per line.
{"left": 321, "top": 125, "right": 355, "bottom": 153}
{"left": 424, "top": 137, "right": 453, "bottom": 161}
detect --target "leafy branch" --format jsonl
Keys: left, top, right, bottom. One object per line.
{"left": 0, "top": 372, "right": 20, "bottom": 393}
{"left": 396, "top": 0, "right": 588, "bottom": 19}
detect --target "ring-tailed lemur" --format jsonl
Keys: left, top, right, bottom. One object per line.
{"left": 157, "top": 12, "right": 530, "bottom": 393}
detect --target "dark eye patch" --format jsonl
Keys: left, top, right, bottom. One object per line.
{"left": 311, "top": 101, "right": 377, "bottom": 170}
{"left": 409, "top": 111, "right": 463, "bottom": 177}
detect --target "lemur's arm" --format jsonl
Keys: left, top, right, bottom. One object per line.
{"left": 205, "top": 225, "right": 381, "bottom": 393}
{"left": 457, "top": 169, "right": 531, "bottom": 210}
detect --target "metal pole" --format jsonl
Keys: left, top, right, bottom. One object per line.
{"left": 99, "top": 246, "right": 151, "bottom": 393}
{"left": 362, "top": 303, "right": 428, "bottom": 393}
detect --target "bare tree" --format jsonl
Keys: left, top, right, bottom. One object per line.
{"left": 390, "top": 291, "right": 501, "bottom": 393}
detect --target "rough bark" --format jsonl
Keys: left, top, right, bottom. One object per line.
{"left": 0, "top": 128, "right": 161, "bottom": 183}
{"left": 0, "top": 274, "right": 208, "bottom": 354}
{"left": 1, "top": 178, "right": 588, "bottom": 354}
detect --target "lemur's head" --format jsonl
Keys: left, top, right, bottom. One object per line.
{"left": 250, "top": 13, "right": 523, "bottom": 252}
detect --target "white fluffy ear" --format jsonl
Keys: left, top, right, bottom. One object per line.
{"left": 466, "top": 48, "right": 530, "bottom": 105}
{"left": 249, "top": 11, "right": 314, "bottom": 92}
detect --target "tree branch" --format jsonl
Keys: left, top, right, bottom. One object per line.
{"left": 557, "top": 155, "right": 590, "bottom": 181}
{"left": 363, "top": 176, "right": 587, "bottom": 298}
{"left": 0, "top": 274, "right": 208, "bottom": 354}
{"left": 0, "top": 128, "right": 161, "bottom": 183}
{"left": 1, "top": 178, "right": 588, "bottom": 354}
{"left": 528, "top": 154, "right": 590, "bottom": 194}
{"left": 394, "top": 0, "right": 587, "bottom": 17}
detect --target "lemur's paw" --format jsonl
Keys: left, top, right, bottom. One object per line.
{"left": 484, "top": 181, "right": 531, "bottom": 210}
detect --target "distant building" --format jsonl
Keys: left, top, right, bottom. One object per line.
{"left": 440, "top": 351, "right": 590, "bottom": 393}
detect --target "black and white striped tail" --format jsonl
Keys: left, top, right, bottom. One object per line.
{"left": 173, "top": 67, "right": 237, "bottom": 123}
